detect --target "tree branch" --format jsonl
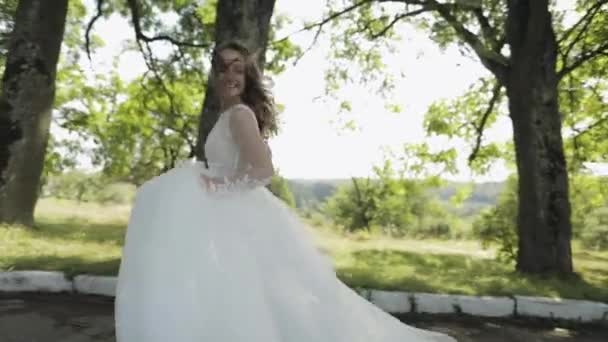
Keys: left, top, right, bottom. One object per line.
{"left": 125, "top": 0, "right": 209, "bottom": 49}
{"left": 569, "top": 113, "right": 608, "bottom": 168}
{"left": 468, "top": 82, "right": 502, "bottom": 164}
{"left": 286, "top": 20, "right": 323, "bottom": 67}
{"left": 370, "top": 7, "right": 431, "bottom": 39}
{"left": 558, "top": 1, "right": 606, "bottom": 70}
{"left": 85, "top": 0, "right": 105, "bottom": 62}
{"left": 273, "top": 0, "right": 497, "bottom": 70}
{"left": 557, "top": 0, "right": 607, "bottom": 47}
{"left": 571, "top": 115, "right": 608, "bottom": 141}
{"left": 558, "top": 40, "right": 608, "bottom": 79}
{"left": 274, "top": 0, "right": 377, "bottom": 45}
{"left": 427, "top": 0, "right": 509, "bottom": 82}
{"left": 472, "top": 7, "right": 495, "bottom": 45}
{"left": 273, "top": 0, "right": 420, "bottom": 65}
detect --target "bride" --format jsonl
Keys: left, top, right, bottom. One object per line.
{"left": 114, "top": 41, "right": 456, "bottom": 342}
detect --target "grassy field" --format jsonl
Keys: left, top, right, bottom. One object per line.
{"left": 1, "top": 198, "right": 607, "bottom": 303}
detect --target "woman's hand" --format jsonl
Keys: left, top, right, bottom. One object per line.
{"left": 199, "top": 174, "right": 217, "bottom": 192}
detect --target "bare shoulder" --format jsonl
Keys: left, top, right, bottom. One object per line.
{"left": 230, "top": 103, "right": 258, "bottom": 125}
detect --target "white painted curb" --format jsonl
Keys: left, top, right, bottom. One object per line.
{"left": 2, "top": 271, "right": 608, "bottom": 323}
{"left": 73, "top": 275, "right": 117, "bottom": 297}
{"left": 454, "top": 295, "right": 514, "bottom": 318}
{"left": 0, "top": 271, "right": 72, "bottom": 292}
{"left": 369, "top": 290, "right": 412, "bottom": 313}
{"left": 515, "top": 295, "right": 608, "bottom": 322}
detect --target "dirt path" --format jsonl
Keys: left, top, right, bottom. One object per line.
{"left": 1, "top": 293, "right": 606, "bottom": 342}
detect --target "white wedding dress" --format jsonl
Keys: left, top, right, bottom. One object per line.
{"left": 114, "top": 104, "right": 456, "bottom": 341}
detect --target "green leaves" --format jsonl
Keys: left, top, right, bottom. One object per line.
{"left": 0, "top": 0, "right": 17, "bottom": 77}
{"left": 313, "top": 0, "right": 608, "bottom": 183}
{"left": 323, "top": 158, "right": 452, "bottom": 237}
{"left": 54, "top": 61, "right": 206, "bottom": 184}
{"left": 267, "top": 14, "right": 302, "bottom": 74}
{"left": 267, "top": 172, "right": 296, "bottom": 207}
{"left": 473, "top": 173, "right": 608, "bottom": 260}
{"left": 560, "top": 45, "right": 608, "bottom": 171}
{"left": 100, "top": 72, "right": 205, "bottom": 183}
{"left": 472, "top": 175, "right": 518, "bottom": 263}
{"left": 321, "top": 0, "right": 401, "bottom": 97}
{"left": 38, "top": 0, "right": 302, "bottom": 186}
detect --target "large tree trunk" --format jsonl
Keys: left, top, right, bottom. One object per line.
{"left": 506, "top": 0, "right": 573, "bottom": 274}
{"left": 195, "top": 0, "right": 276, "bottom": 162}
{"left": 0, "top": 0, "right": 68, "bottom": 226}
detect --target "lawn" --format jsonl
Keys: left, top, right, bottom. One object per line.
{"left": 1, "top": 198, "right": 607, "bottom": 303}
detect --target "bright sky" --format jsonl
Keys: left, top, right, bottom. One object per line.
{"left": 69, "top": 0, "right": 604, "bottom": 181}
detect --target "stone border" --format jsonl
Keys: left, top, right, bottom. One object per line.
{"left": 2, "top": 271, "right": 607, "bottom": 323}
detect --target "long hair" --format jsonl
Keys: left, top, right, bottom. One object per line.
{"left": 211, "top": 41, "right": 277, "bottom": 139}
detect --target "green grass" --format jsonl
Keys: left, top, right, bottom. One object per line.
{"left": 0, "top": 198, "right": 127, "bottom": 278}
{"left": 1, "top": 198, "right": 607, "bottom": 302}
{"left": 309, "top": 227, "right": 608, "bottom": 302}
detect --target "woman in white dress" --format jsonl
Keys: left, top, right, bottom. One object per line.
{"left": 114, "top": 41, "right": 457, "bottom": 342}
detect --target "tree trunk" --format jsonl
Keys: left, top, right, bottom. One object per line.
{"left": 0, "top": 0, "right": 68, "bottom": 226}
{"left": 195, "top": 0, "right": 276, "bottom": 162}
{"left": 505, "top": 0, "right": 573, "bottom": 274}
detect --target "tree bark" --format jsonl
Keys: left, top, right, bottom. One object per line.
{"left": 0, "top": 0, "right": 68, "bottom": 226}
{"left": 195, "top": 0, "right": 276, "bottom": 162}
{"left": 505, "top": 0, "right": 573, "bottom": 274}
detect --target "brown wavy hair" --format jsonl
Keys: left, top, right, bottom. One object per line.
{"left": 211, "top": 41, "right": 277, "bottom": 139}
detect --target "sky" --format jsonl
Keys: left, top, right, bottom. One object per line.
{"left": 68, "top": 0, "right": 606, "bottom": 181}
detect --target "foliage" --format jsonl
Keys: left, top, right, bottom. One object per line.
{"left": 324, "top": 177, "right": 377, "bottom": 232}
{"left": 569, "top": 173, "right": 608, "bottom": 236}
{"left": 580, "top": 207, "right": 608, "bottom": 250}
{"left": 267, "top": 172, "right": 296, "bottom": 207}
{"left": 47, "top": 0, "right": 301, "bottom": 183}
{"left": 35, "top": 0, "right": 101, "bottom": 181}
{"left": 0, "top": 0, "right": 17, "bottom": 71}
{"left": 473, "top": 173, "right": 608, "bottom": 261}
{"left": 571, "top": 174, "right": 608, "bottom": 250}
{"left": 42, "top": 171, "right": 135, "bottom": 205}
{"left": 472, "top": 175, "right": 518, "bottom": 262}
{"left": 315, "top": 1, "right": 608, "bottom": 179}
{"left": 62, "top": 71, "right": 204, "bottom": 184}
{"left": 40, "top": 136, "right": 81, "bottom": 190}
{"left": 323, "top": 159, "right": 454, "bottom": 238}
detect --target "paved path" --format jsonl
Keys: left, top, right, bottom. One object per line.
{"left": 1, "top": 293, "right": 607, "bottom": 342}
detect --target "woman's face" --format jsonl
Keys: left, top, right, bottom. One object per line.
{"left": 215, "top": 48, "right": 246, "bottom": 101}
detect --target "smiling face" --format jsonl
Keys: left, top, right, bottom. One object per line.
{"left": 214, "top": 48, "right": 246, "bottom": 103}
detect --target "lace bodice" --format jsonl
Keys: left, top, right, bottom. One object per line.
{"left": 204, "top": 106, "right": 242, "bottom": 176}
{"left": 201, "top": 103, "right": 273, "bottom": 192}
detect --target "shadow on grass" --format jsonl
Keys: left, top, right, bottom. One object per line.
{"left": 4, "top": 254, "right": 121, "bottom": 279}
{"left": 336, "top": 249, "right": 608, "bottom": 303}
{"left": 575, "top": 250, "right": 608, "bottom": 263}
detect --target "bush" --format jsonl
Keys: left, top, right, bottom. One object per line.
{"left": 42, "top": 171, "right": 135, "bottom": 205}
{"left": 307, "top": 211, "right": 330, "bottom": 228}
{"left": 94, "top": 182, "right": 136, "bottom": 204}
{"left": 348, "top": 229, "right": 373, "bottom": 241}
{"left": 580, "top": 207, "right": 608, "bottom": 250}
{"left": 471, "top": 174, "right": 608, "bottom": 260}
{"left": 471, "top": 176, "right": 518, "bottom": 262}
{"left": 323, "top": 177, "right": 377, "bottom": 232}
{"left": 267, "top": 173, "right": 296, "bottom": 207}
{"left": 570, "top": 175, "right": 608, "bottom": 238}
{"left": 43, "top": 171, "right": 103, "bottom": 201}
{"left": 323, "top": 160, "right": 451, "bottom": 237}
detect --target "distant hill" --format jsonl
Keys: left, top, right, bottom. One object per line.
{"left": 433, "top": 181, "right": 505, "bottom": 217}
{"left": 286, "top": 179, "right": 349, "bottom": 209}
{"left": 286, "top": 178, "right": 506, "bottom": 217}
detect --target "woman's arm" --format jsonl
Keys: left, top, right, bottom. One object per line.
{"left": 201, "top": 104, "right": 274, "bottom": 192}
